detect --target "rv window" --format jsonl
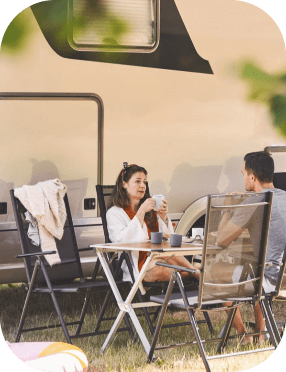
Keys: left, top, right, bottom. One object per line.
{"left": 0, "top": 98, "right": 101, "bottom": 220}
{"left": 67, "top": 0, "right": 159, "bottom": 52}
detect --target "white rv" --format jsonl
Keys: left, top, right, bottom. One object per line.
{"left": 0, "top": 0, "right": 285, "bottom": 283}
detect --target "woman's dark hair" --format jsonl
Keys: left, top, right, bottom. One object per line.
{"left": 244, "top": 151, "right": 274, "bottom": 183}
{"left": 108, "top": 164, "right": 157, "bottom": 228}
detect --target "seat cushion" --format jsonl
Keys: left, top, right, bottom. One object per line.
{"left": 150, "top": 290, "right": 252, "bottom": 309}
{"left": 32, "top": 279, "right": 127, "bottom": 293}
{"left": 150, "top": 290, "right": 199, "bottom": 308}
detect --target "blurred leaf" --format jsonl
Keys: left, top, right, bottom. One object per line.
{"left": 109, "top": 17, "right": 129, "bottom": 40}
{"left": 71, "top": 0, "right": 130, "bottom": 47}
{"left": 271, "top": 95, "right": 286, "bottom": 133}
{"left": 240, "top": 63, "right": 282, "bottom": 103}
{"left": 281, "top": 74, "right": 286, "bottom": 84}
{"left": 2, "top": 0, "right": 130, "bottom": 54}
{"left": 1, "top": 10, "right": 33, "bottom": 54}
{"left": 238, "top": 61, "right": 286, "bottom": 137}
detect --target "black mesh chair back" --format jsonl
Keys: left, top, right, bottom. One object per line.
{"left": 96, "top": 183, "right": 150, "bottom": 243}
{"left": 273, "top": 172, "right": 286, "bottom": 299}
{"left": 10, "top": 188, "right": 135, "bottom": 344}
{"left": 198, "top": 192, "right": 272, "bottom": 307}
{"left": 96, "top": 185, "right": 115, "bottom": 243}
{"left": 270, "top": 246, "right": 286, "bottom": 297}
{"left": 273, "top": 172, "right": 286, "bottom": 191}
{"left": 10, "top": 190, "right": 83, "bottom": 286}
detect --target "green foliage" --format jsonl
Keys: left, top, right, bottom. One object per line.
{"left": 271, "top": 94, "right": 286, "bottom": 135}
{"left": 238, "top": 62, "right": 286, "bottom": 136}
{"left": 1, "top": 0, "right": 130, "bottom": 55}
{"left": 73, "top": 0, "right": 130, "bottom": 47}
{"left": 1, "top": 10, "right": 34, "bottom": 54}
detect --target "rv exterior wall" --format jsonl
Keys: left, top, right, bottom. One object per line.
{"left": 0, "top": 0, "right": 285, "bottom": 283}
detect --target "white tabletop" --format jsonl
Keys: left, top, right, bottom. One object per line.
{"left": 91, "top": 240, "right": 221, "bottom": 256}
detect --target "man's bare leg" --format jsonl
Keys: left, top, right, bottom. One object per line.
{"left": 227, "top": 302, "right": 265, "bottom": 344}
{"left": 211, "top": 263, "right": 253, "bottom": 341}
{"left": 254, "top": 303, "right": 265, "bottom": 343}
{"left": 223, "top": 304, "right": 253, "bottom": 344}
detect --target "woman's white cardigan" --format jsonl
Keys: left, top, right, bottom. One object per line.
{"left": 106, "top": 206, "right": 174, "bottom": 294}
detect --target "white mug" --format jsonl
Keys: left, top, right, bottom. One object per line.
{"left": 152, "top": 194, "right": 165, "bottom": 211}
{"left": 192, "top": 227, "right": 204, "bottom": 239}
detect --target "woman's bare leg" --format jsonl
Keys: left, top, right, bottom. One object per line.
{"left": 143, "top": 256, "right": 199, "bottom": 282}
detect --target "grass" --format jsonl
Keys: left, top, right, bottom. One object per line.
{"left": 0, "top": 283, "right": 285, "bottom": 372}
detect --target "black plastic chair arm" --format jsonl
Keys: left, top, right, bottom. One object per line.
{"left": 16, "top": 250, "right": 57, "bottom": 258}
{"left": 78, "top": 247, "right": 93, "bottom": 252}
{"left": 155, "top": 261, "right": 200, "bottom": 275}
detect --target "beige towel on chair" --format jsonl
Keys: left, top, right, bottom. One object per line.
{"left": 14, "top": 179, "right": 67, "bottom": 266}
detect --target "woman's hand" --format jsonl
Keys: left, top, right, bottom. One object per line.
{"left": 157, "top": 199, "right": 168, "bottom": 223}
{"left": 136, "top": 198, "right": 155, "bottom": 225}
{"left": 139, "top": 198, "right": 156, "bottom": 214}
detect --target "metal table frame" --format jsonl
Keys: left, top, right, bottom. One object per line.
{"left": 91, "top": 241, "right": 208, "bottom": 355}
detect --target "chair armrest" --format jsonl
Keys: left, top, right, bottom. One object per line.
{"left": 78, "top": 247, "right": 93, "bottom": 252}
{"left": 16, "top": 251, "right": 57, "bottom": 258}
{"left": 155, "top": 261, "right": 200, "bottom": 275}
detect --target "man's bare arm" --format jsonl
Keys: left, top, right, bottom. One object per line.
{"left": 217, "top": 211, "right": 243, "bottom": 247}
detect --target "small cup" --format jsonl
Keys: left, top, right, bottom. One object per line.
{"left": 152, "top": 194, "right": 165, "bottom": 211}
{"left": 192, "top": 228, "right": 204, "bottom": 240}
{"left": 170, "top": 233, "right": 182, "bottom": 247}
{"left": 151, "top": 232, "right": 163, "bottom": 244}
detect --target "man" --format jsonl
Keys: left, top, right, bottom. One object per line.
{"left": 217, "top": 151, "right": 286, "bottom": 343}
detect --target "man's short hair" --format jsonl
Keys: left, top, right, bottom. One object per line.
{"left": 244, "top": 151, "right": 274, "bottom": 183}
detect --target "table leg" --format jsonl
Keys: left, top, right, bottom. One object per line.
{"left": 96, "top": 249, "right": 155, "bottom": 355}
{"left": 100, "top": 306, "right": 151, "bottom": 355}
{"left": 100, "top": 310, "right": 126, "bottom": 354}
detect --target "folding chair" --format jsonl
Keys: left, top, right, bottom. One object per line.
{"left": 10, "top": 189, "right": 134, "bottom": 344}
{"left": 261, "top": 247, "right": 286, "bottom": 342}
{"left": 147, "top": 192, "right": 279, "bottom": 371}
{"left": 96, "top": 184, "right": 213, "bottom": 336}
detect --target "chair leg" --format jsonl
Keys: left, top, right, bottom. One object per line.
{"left": 94, "top": 290, "right": 113, "bottom": 333}
{"left": 176, "top": 273, "right": 211, "bottom": 372}
{"left": 123, "top": 252, "right": 155, "bottom": 335}
{"left": 148, "top": 273, "right": 176, "bottom": 362}
{"left": 75, "top": 259, "right": 102, "bottom": 336}
{"left": 15, "top": 260, "right": 41, "bottom": 342}
{"left": 136, "top": 289, "right": 155, "bottom": 336}
{"left": 217, "top": 306, "right": 237, "bottom": 354}
{"left": 260, "top": 299, "right": 279, "bottom": 347}
{"left": 93, "top": 288, "right": 135, "bottom": 340}
{"left": 203, "top": 311, "right": 214, "bottom": 335}
{"left": 74, "top": 292, "right": 92, "bottom": 337}
{"left": 186, "top": 308, "right": 211, "bottom": 372}
{"left": 123, "top": 314, "right": 135, "bottom": 340}
{"left": 265, "top": 297, "right": 281, "bottom": 343}
{"left": 40, "top": 260, "right": 72, "bottom": 344}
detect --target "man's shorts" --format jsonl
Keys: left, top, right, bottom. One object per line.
{"left": 232, "top": 265, "right": 276, "bottom": 294}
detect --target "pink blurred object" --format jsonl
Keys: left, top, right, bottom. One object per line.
{"left": 7, "top": 341, "right": 88, "bottom": 372}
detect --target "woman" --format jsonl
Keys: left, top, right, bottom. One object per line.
{"left": 106, "top": 163, "right": 198, "bottom": 292}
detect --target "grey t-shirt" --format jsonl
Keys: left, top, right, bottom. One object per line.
{"left": 231, "top": 188, "right": 286, "bottom": 285}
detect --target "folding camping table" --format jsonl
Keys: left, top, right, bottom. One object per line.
{"left": 91, "top": 241, "right": 218, "bottom": 355}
